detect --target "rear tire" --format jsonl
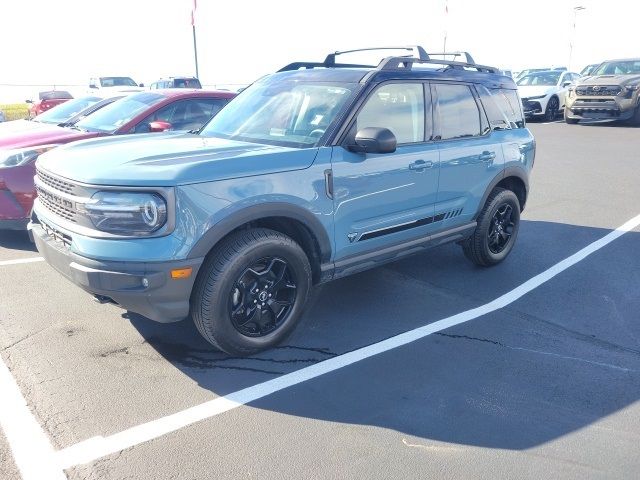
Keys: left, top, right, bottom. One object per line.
{"left": 191, "top": 228, "right": 311, "bottom": 356}
{"left": 462, "top": 188, "right": 520, "bottom": 267}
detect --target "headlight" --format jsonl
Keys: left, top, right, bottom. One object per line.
{"left": 526, "top": 95, "right": 547, "bottom": 100}
{"left": 0, "top": 144, "right": 60, "bottom": 168}
{"left": 80, "top": 191, "right": 167, "bottom": 235}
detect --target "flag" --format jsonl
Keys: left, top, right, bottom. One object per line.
{"left": 191, "top": 0, "right": 197, "bottom": 26}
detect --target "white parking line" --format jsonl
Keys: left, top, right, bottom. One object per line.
{"left": 51, "top": 213, "right": 640, "bottom": 470}
{"left": 0, "top": 257, "right": 44, "bottom": 267}
{"left": 0, "top": 359, "right": 66, "bottom": 480}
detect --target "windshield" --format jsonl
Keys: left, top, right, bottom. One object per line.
{"left": 75, "top": 92, "right": 166, "bottom": 133}
{"left": 592, "top": 60, "right": 640, "bottom": 75}
{"left": 174, "top": 78, "right": 202, "bottom": 88}
{"left": 517, "top": 72, "right": 561, "bottom": 86}
{"left": 100, "top": 77, "right": 138, "bottom": 87}
{"left": 200, "top": 80, "right": 356, "bottom": 148}
{"left": 34, "top": 96, "right": 102, "bottom": 124}
{"left": 39, "top": 90, "right": 73, "bottom": 100}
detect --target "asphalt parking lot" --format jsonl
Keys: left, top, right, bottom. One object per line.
{"left": 1, "top": 121, "right": 640, "bottom": 480}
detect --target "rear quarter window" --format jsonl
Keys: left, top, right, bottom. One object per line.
{"left": 489, "top": 88, "right": 525, "bottom": 128}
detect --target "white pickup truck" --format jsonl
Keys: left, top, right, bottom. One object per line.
{"left": 88, "top": 76, "right": 145, "bottom": 94}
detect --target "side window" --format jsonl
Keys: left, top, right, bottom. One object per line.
{"left": 476, "top": 85, "right": 511, "bottom": 131}
{"left": 434, "top": 84, "right": 482, "bottom": 140}
{"left": 171, "top": 99, "right": 229, "bottom": 130}
{"left": 134, "top": 103, "right": 176, "bottom": 132}
{"left": 356, "top": 83, "right": 425, "bottom": 144}
{"left": 490, "top": 88, "right": 525, "bottom": 128}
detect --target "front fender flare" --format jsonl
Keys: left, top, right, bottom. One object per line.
{"left": 187, "top": 202, "right": 333, "bottom": 262}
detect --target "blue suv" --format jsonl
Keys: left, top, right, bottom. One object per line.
{"left": 30, "top": 47, "right": 535, "bottom": 355}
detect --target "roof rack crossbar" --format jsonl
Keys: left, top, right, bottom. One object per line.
{"left": 277, "top": 62, "right": 377, "bottom": 72}
{"left": 426, "top": 51, "right": 476, "bottom": 65}
{"left": 376, "top": 56, "right": 498, "bottom": 74}
{"left": 323, "top": 46, "right": 429, "bottom": 66}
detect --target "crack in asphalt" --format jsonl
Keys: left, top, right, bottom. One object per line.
{"left": 435, "top": 332, "right": 639, "bottom": 373}
{"left": 97, "top": 339, "right": 338, "bottom": 375}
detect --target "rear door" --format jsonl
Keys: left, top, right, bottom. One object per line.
{"left": 432, "top": 82, "right": 505, "bottom": 231}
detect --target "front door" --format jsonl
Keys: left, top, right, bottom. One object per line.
{"left": 331, "top": 82, "right": 440, "bottom": 264}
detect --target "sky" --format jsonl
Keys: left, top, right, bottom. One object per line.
{"left": 1, "top": 0, "right": 639, "bottom": 90}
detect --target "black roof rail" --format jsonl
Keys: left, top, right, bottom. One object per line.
{"left": 277, "top": 46, "right": 430, "bottom": 72}
{"left": 277, "top": 46, "right": 500, "bottom": 78}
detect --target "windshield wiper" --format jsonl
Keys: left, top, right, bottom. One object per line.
{"left": 68, "top": 125, "right": 87, "bottom": 132}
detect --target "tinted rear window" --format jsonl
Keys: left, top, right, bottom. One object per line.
{"left": 489, "top": 88, "right": 525, "bottom": 128}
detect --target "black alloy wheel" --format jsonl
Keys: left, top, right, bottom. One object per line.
{"left": 487, "top": 204, "right": 515, "bottom": 254}
{"left": 545, "top": 96, "right": 559, "bottom": 122}
{"left": 229, "top": 257, "right": 297, "bottom": 337}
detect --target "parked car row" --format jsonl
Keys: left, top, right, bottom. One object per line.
{"left": 0, "top": 88, "right": 235, "bottom": 230}
{"left": 515, "top": 57, "right": 640, "bottom": 125}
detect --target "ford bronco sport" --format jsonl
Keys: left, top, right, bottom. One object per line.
{"left": 565, "top": 58, "right": 640, "bottom": 124}
{"left": 30, "top": 46, "right": 535, "bottom": 355}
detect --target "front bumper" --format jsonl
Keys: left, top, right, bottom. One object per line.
{"left": 29, "top": 219, "right": 204, "bottom": 323}
{"left": 521, "top": 99, "right": 544, "bottom": 118}
{"left": 565, "top": 95, "right": 638, "bottom": 121}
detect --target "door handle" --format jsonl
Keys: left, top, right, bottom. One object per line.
{"left": 478, "top": 151, "right": 496, "bottom": 162}
{"left": 409, "top": 160, "right": 434, "bottom": 171}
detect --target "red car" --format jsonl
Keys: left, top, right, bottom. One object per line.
{"left": 0, "top": 89, "right": 236, "bottom": 230}
{"left": 27, "top": 91, "right": 74, "bottom": 118}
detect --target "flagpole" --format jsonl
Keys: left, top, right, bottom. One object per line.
{"left": 191, "top": 0, "right": 199, "bottom": 79}
{"left": 192, "top": 24, "right": 199, "bottom": 79}
{"left": 443, "top": 0, "right": 448, "bottom": 55}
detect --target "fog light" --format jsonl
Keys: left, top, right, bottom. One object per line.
{"left": 142, "top": 277, "right": 149, "bottom": 288}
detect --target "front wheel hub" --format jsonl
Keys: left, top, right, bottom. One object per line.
{"left": 229, "top": 256, "right": 297, "bottom": 337}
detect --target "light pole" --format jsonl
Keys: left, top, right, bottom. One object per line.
{"left": 568, "top": 6, "right": 586, "bottom": 71}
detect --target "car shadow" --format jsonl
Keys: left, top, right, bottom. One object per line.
{"left": 125, "top": 219, "right": 640, "bottom": 450}
{"left": 0, "top": 230, "right": 37, "bottom": 252}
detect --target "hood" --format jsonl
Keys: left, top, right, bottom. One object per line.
{"left": 36, "top": 133, "right": 319, "bottom": 186}
{"left": 577, "top": 74, "right": 640, "bottom": 86}
{"left": 97, "top": 86, "right": 145, "bottom": 93}
{"left": 0, "top": 124, "right": 98, "bottom": 150}
{"left": 517, "top": 85, "right": 556, "bottom": 98}
{"left": 0, "top": 119, "right": 53, "bottom": 135}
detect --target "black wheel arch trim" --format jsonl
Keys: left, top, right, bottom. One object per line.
{"left": 474, "top": 167, "right": 529, "bottom": 220}
{"left": 187, "top": 202, "right": 333, "bottom": 263}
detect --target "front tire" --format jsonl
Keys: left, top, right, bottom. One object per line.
{"left": 544, "top": 96, "right": 559, "bottom": 122}
{"left": 462, "top": 188, "right": 520, "bottom": 267}
{"left": 191, "top": 228, "right": 312, "bottom": 356}
{"left": 564, "top": 107, "right": 579, "bottom": 124}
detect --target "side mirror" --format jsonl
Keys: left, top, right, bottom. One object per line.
{"left": 139, "top": 83, "right": 145, "bottom": 87}
{"left": 347, "top": 127, "right": 397, "bottom": 154}
{"left": 25, "top": 99, "right": 33, "bottom": 104}
{"left": 89, "top": 84, "right": 98, "bottom": 89}
{"left": 562, "top": 81, "right": 572, "bottom": 88}
{"left": 148, "top": 121, "right": 172, "bottom": 132}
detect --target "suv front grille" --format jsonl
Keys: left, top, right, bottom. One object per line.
{"left": 35, "top": 184, "right": 78, "bottom": 222}
{"left": 575, "top": 85, "right": 621, "bottom": 96}
{"left": 37, "top": 168, "right": 75, "bottom": 193}
{"left": 35, "top": 168, "right": 83, "bottom": 223}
